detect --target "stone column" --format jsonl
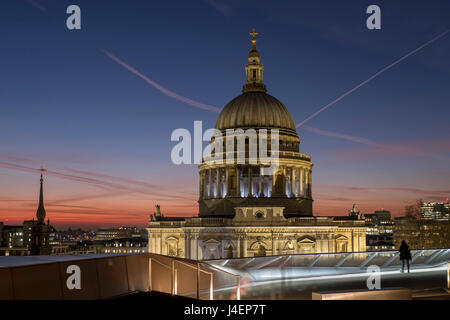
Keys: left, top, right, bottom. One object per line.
{"left": 237, "top": 235, "right": 241, "bottom": 258}
{"left": 208, "top": 168, "right": 213, "bottom": 199}
{"left": 193, "top": 236, "right": 199, "bottom": 260}
{"left": 308, "top": 169, "right": 312, "bottom": 197}
{"left": 217, "top": 168, "right": 221, "bottom": 198}
{"left": 225, "top": 167, "right": 229, "bottom": 197}
{"left": 236, "top": 166, "right": 240, "bottom": 197}
{"left": 272, "top": 167, "right": 276, "bottom": 197}
{"left": 242, "top": 237, "right": 248, "bottom": 257}
{"left": 271, "top": 233, "right": 275, "bottom": 256}
{"left": 300, "top": 167, "right": 304, "bottom": 196}
{"left": 282, "top": 166, "right": 287, "bottom": 196}
{"left": 159, "top": 232, "right": 162, "bottom": 254}
{"left": 149, "top": 234, "right": 152, "bottom": 253}
{"left": 248, "top": 166, "right": 252, "bottom": 197}
{"left": 352, "top": 231, "right": 357, "bottom": 253}
{"left": 259, "top": 166, "right": 264, "bottom": 197}
{"left": 291, "top": 167, "right": 295, "bottom": 197}
{"left": 329, "top": 234, "right": 335, "bottom": 253}
{"left": 185, "top": 232, "right": 190, "bottom": 259}
{"left": 198, "top": 171, "right": 201, "bottom": 199}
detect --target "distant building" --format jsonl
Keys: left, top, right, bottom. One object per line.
{"left": 346, "top": 205, "right": 395, "bottom": 251}
{"left": 421, "top": 199, "right": 450, "bottom": 221}
{"left": 394, "top": 217, "right": 450, "bottom": 249}
{"left": 148, "top": 34, "right": 366, "bottom": 259}
{"left": 393, "top": 198, "right": 450, "bottom": 249}
{"left": 98, "top": 237, "right": 147, "bottom": 254}
{"left": 29, "top": 171, "right": 53, "bottom": 255}
{"left": 59, "top": 235, "right": 147, "bottom": 255}
{"left": 55, "top": 228, "right": 95, "bottom": 245}
{"left": 348, "top": 204, "right": 363, "bottom": 220}
{"left": 363, "top": 210, "right": 395, "bottom": 251}
{"left": 0, "top": 171, "right": 56, "bottom": 256}
{"left": 22, "top": 220, "right": 34, "bottom": 248}
{"left": 93, "top": 227, "right": 141, "bottom": 241}
{"left": 1, "top": 225, "right": 24, "bottom": 248}
{"left": 0, "top": 224, "right": 27, "bottom": 256}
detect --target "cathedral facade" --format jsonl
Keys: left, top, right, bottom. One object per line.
{"left": 147, "top": 31, "right": 366, "bottom": 260}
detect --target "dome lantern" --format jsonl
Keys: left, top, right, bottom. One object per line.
{"left": 243, "top": 29, "right": 266, "bottom": 93}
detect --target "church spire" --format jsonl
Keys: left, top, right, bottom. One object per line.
{"left": 243, "top": 28, "right": 267, "bottom": 93}
{"left": 36, "top": 168, "right": 47, "bottom": 225}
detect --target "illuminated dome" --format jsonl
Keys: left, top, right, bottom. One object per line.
{"left": 215, "top": 28, "right": 297, "bottom": 136}
{"left": 215, "top": 92, "right": 297, "bottom": 135}
{"left": 198, "top": 29, "right": 313, "bottom": 218}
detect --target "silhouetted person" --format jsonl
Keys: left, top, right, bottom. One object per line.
{"left": 399, "top": 241, "right": 411, "bottom": 273}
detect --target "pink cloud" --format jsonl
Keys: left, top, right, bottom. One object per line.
{"left": 0, "top": 157, "right": 196, "bottom": 202}
{"left": 315, "top": 183, "right": 450, "bottom": 197}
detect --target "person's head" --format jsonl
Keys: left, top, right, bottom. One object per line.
{"left": 401, "top": 240, "right": 406, "bottom": 245}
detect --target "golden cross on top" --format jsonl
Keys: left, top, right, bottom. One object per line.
{"left": 250, "top": 28, "right": 258, "bottom": 39}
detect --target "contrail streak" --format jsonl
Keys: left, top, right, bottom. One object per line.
{"left": 101, "top": 49, "right": 221, "bottom": 113}
{"left": 25, "top": 0, "right": 47, "bottom": 12}
{"left": 0, "top": 160, "right": 196, "bottom": 201}
{"left": 302, "top": 125, "right": 450, "bottom": 161}
{"left": 296, "top": 29, "right": 450, "bottom": 128}
{"left": 0, "top": 154, "right": 195, "bottom": 197}
{"left": 302, "top": 125, "right": 377, "bottom": 146}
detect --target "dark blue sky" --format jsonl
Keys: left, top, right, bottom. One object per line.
{"left": 1, "top": 0, "right": 449, "bottom": 227}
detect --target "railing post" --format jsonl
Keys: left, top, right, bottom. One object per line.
{"left": 174, "top": 268, "right": 178, "bottom": 295}
{"left": 148, "top": 257, "right": 152, "bottom": 292}
{"left": 237, "top": 276, "right": 241, "bottom": 300}
{"left": 197, "top": 262, "right": 200, "bottom": 299}
{"left": 171, "top": 260, "right": 175, "bottom": 296}
{"left": 210, "top": 273, "right": 213, "bottom": 300}
{"left": 447, "top": 262, "right": 449, "bottom": 289}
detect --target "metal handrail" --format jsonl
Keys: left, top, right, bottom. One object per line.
{"left": 174, "top": 259, "right": 212, "bottom": 274}
{"left": 149, "top": 256, "right": 216, "bottom": 299}
{"left": 173, "top": 259, "right": 214, "bottom": 300}
{"left": 149, "top": 257, "right": 173, "bottom": 293}
{"left": 206, "top": 248, "right": 450, "bottom": 262}
{"left": 202, "top": 263, "right": 241, "bottom": 300}
{"left": 150, "top": 258, "right": 172, "bottom": 270}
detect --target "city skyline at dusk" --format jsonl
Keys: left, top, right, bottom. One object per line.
{"left": 1, "top": 0, "right": 450, "bottom": 228}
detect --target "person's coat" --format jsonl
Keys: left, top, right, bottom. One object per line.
{"left": 399, "top": 243, "right": 411, "bottom": 260}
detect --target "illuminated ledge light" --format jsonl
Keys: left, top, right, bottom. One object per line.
{"left": 237, "top": 265, "right": 449, "bottom": 290}
{"left": 209, "top": 264, "right": 448, "bottom": 293}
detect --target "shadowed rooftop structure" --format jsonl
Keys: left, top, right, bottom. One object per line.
{"left": 0, "top": 249, "right": 449, "bottom": 300}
